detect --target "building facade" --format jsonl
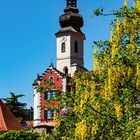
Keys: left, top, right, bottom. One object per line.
{"left": 33, "top": 0, "right": 86, "bottom": 133}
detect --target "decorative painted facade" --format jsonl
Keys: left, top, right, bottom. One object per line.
{"left": 33, "top": 0, "right": 86, "bottom": 133}
{"left": 33, "top": 64, "right": 67, "bottom": 133}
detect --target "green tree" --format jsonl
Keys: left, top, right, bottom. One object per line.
{"left": 2, "top": 92, "right": 27, "bottom": 119}
{"left": 56, "top": 0, "right": 140, "bottom": 139}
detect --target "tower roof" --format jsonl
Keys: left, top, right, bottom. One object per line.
{"left": 59, "top": 0, "right": 83, "bottom": 32}
{"left": 0, "top": 99, "right": 23, "bottom": 132}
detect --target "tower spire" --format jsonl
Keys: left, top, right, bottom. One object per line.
{"left": 66, "top": 0, "right": 77, "bottom": 7}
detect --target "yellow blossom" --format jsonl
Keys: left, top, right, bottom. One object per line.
{"left": 53, "top": 112, "right": 60, "bottom": 136}
{"left": 110, "top": 20, "right": 123, "bottom": 59}
{"left": 102, "top": 84, "right": 109, "bottom": 100}
{"left": 110, "top": 29, "right": 117, "bottom": 59}
{"left": 93, "top": 45, "right": 99, "bottom": 72}
{"left": 135, "top": 0, "right": 140, "bottom": 12}
{"left": 124, "top": 17, "right": 129, "bottom": 33}
{"left": 91, "top": 122, "right": 98, "bottom": 137}
{"left": 135, "top": 126, "right": 140, "bottom": 138}
{"left": 136, "top": 63, "right": 140, "bottom": 90}
{"left": 75, "top": 120, "right": 87, "bottom": 140}
{"left": 108, "top": 68, "right": 112, "bottom": 93}
{"left": 116, "top": 19, "right": 123, "bottom": 44}
{"left": 114, "top": 103, "right": 122, "bottom": 121}
{"left": 127, "top": 67, "right": 133, "bottom": 77}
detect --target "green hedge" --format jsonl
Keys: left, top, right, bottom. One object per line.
{"left": 0, "top": 130, "right": 40, "bottom": 140}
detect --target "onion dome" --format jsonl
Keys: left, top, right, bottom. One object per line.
{"left": 59, "top": 0, "right": 83, "bottom": 31}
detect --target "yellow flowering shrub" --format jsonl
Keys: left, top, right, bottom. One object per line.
{"left": 56, "top": 0, "right": 140, "bottom": 139}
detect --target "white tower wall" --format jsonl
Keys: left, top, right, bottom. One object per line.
{"left": 33, "top": 83, "right": 41, "bottom": 127}
{"left": 56, "top": 32, "right": 84, "bottom": 76}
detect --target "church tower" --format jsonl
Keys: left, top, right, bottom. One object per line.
{"left": 56, "top": 0, "right": 85, "bottom": 76}
{"left": 33, "top": 0, "right": 86, "bottom": 133}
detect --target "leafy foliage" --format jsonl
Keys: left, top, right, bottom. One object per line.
{"left": 55, "top": 0, "right": 140, "bottom": 139}
{"left": 0, "top": 130, "right": 56, "bottom": 140}
{"left": 2, "top": 92, "right": 27, "bottom": 119}
{"left": 0, "top": 131, "right": 40, "bottom": 140}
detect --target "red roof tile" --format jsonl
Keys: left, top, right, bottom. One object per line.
{"left": 0, "top": 99, "right": 23, "bottom": 132}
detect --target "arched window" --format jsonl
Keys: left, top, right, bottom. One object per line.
{"left": 63, "top": 66, "right": 68, "bottom": 75}
{"left": 61, "top": 43, "right": 66, "bottom": 53}
{"left": 49, "top": 76, "right": 54, "bottom": 84}
{"left": 74, "top": 41, "right": 78, "bottom": 53}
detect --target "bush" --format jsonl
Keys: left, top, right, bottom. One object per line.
{"left": 0, "top": 130, "right": 40, "bottom": 140}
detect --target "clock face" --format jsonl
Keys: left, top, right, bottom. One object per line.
{"left": 61, "top": 36, "right": 67, "bottom": 43}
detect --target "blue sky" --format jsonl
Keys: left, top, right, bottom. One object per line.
{"left": 0, "top": 0, "right": 133, "bottom": 107}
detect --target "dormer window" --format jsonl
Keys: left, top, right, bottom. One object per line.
{"left": 74, "top": 41, "right": 78, "bottom": 53}
{"left": 61, "top": 43, "right": 66, "bottom": 53}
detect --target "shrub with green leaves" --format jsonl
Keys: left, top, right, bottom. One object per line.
{"left": 0, "top": 130, "right": 40, "bottom": 140}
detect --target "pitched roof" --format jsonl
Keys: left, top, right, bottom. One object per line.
{"left": 0, "top": 99, "right": 23, "bottom": 132}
